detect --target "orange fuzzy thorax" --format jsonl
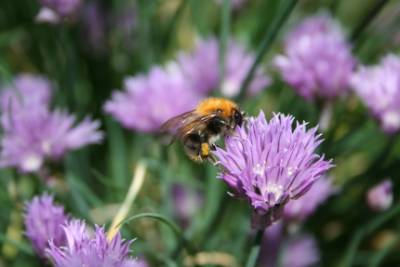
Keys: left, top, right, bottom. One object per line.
{"left": 195, "top": 98, "right": 238, "bottom": 118}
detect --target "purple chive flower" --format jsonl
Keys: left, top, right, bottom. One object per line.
{"left": 47, "top": 220, "right": 137, "bottom": 267}
{"left": 351, "top": 54, "right": 400, "bottom": 133}
{"left": 24, "top": 193, "right": 69, "bottom": 258}
{"left": 104, "top": 63, "right": 201, "bottom": 132}
{"left": 178, "top": 38, "right": 270, "bottom": 97}
{"left": 275, "top": 14, "right": 355, "bottom": 101}
{"left": 283, "top": 176, "right": 336, "bottom": 222}
{"left": 214, "top": 112, "right": 333, "bottom": 228}
{"left": 0, "top": 74, "right": 51, "bottom": 116}
{"left": 171, "top": 183, "right": 204, "bottom": 229}
{"left": 0, "top": 74, "right": 103, "bottom": 173}
{"left": 367, "top": 179, "right": 393, "bottom": 212}
{"left": 281, "top": 235, "right": 320, "bottom": 267}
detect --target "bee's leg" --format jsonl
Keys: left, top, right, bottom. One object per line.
{"left": 211, "top": 143, "right": 224, "bottom": 150}
{"left": 183, "top": 133, "right": 203, "bottom": 162}
{"left": 207, "top": 153, "right": 218, "bottom": 165}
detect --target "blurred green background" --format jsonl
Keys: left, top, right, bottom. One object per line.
{"left": 1, "top": 0, "right": 400, "bottom": 266}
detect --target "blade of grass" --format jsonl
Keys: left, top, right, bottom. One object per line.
{"left": 106, "top": 118, "right": 129, "bottom": 197}
{"left": 237, "top": 0, "right": 298, "bottom": 101}
{"left": 0, "top": 232, "right": 33, "bottom": 256}
{"left": 245, "top": 229, "right": 264, "bottom": 267}
{"left": 341, "top": 202, "right": 400, "bottom": 267}
{"left": 350, "top": 0, "right": 389, "bottom": 43}
{"left": 368, "top": 235, "right": 398, "bottom": 267}
{"left": 107, "top": 162, "right": 147, "bottom": 240}
{"left": 219, "top": 0, "right": 231, "bottom": 89}
{"left": 117, "top": 212, "right": 197, "bottom": 255}
{"left": 162, "top": 0, "right": 187, "bottom": 52}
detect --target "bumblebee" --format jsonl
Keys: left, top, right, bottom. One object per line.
{"left": 160, "top": 97, "right": 244, "bottom": 162}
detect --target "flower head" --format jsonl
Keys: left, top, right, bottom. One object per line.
{"left": 0, "top": 74, "right": 103, "bottom": 173}
{"left": 214, "top": 112, "right": 333, "bottom": 228}
{"left": 351, "top": 54, "right": 400, "bottom": 133}
{"left": 275, "top": 14, "right": 355, "bottom": 101}
{"left": 367, "top": 179, "right": 393, "bottom": 212}
{"left": 24, "top": 193, "right": 68, "bottom": 257}
{"left": 281, "top": 235, "right": 320, "bottom": 267}
{"left": 283, "top": 176, "right": 336, "bottom": 222}
{"left": 104, "top": 63, "right": 201, "bottom": 132}
{"left": 47, "top": 220, "right": 137, "bottom": 267}
{"left": 178, "top": 37, "right": 270, "bottom": 97}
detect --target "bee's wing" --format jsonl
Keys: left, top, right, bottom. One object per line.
{"left": 176, "top": 113, "right": 218, "bottom": 139}
{"left": 159, "top": 110, "right": 198, "bottom": 144}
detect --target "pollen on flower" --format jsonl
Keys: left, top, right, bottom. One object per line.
{"left": 287, "top": 166, "right": 297, "bottom": 176}
{"left": 253, "top": 162, "right": 267, "bottom": 176}
{"left": 262, "top": 183, "right": 284, "bottom": 202}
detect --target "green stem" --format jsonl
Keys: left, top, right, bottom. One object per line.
{"left": 341, "top": 203, "right": 400, "bottom": 267}
{"left": 237, "top": 0, "right": 298, "bottom": 101}
{"left": 163, "top": 0, "right": 187, "bottom": 52}
{"left": 343, "top": 136, "right": 395, "bottom": 189}
{"left": 117, "top": 212, "right": 197, "bottom": 255}
{"left": 350, "top": 0, "right": 389, "bottom": 43}
{"left": 368, "top": 236, "right": 398, "bottom": 267}
{"left": 245, "top": 229, "right": 265, "bottom": 267}
{"left": 219, "top": 0, "right": 231, "bottom": 89}
{"left": 329, "top": 0, "right": 340, "bottom": 15}
{"left": 0, "top": 232, "right": 34, "bottom": 256}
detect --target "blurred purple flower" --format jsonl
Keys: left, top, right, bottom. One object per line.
{"left": 135, "top": 258, "right": 149, "bottom": 267}
{"left": 259, "top": 225, "right": 319, "bottom": 267}
{"left": 178, "top": 37, "right": 270, "bottom": 97}
{"left": 214, "top": 112, "right": 333, "bottom": 228}
{"left": 47, "top": 219, "right": 137, "bottom": 267}
{"left": 275, "top": 14, "right": 355, "bottom": 101}
{"left": 367, "top": 179, "right": 393, "bottom": 212}
{"left": 281, "top": 235, "right": 320, "bottom": 267}
{"left": 0, "top": 74, "right": 103, "bottom": 173}
{"left": 104, "top": 63, "right": 202, "bottom": 132}
{"left": 24, "top": 193, "right": 68, "bottom": 258}
{"left": 283, "top": 176, "right": 336, "bottom": 222}
{"left": 111, "top": 3, "right": 137, "bottom": 51}
{"left": 171, "top": 183, "right": 204, "bottom": 229}
{"left": 351, "top": 54, "right": 400, "bottom": 133}
{"left": 258, "top": 222, "right": 283, "bottom": 267}
{"left": 81, "top": 2, "right": 106, "bottom": 54}
{"left": 0, "top": 74, "right": 51, "bottom": 115}
{"left": 36, "top": 7, "right": 62, "bottom": 24}
{"left": 40, "top": 0, "right": 81, "bottom": 17}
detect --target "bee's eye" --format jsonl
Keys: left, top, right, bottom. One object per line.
{"left": 233, "top": 110, "right": 243, "bottom": 126}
